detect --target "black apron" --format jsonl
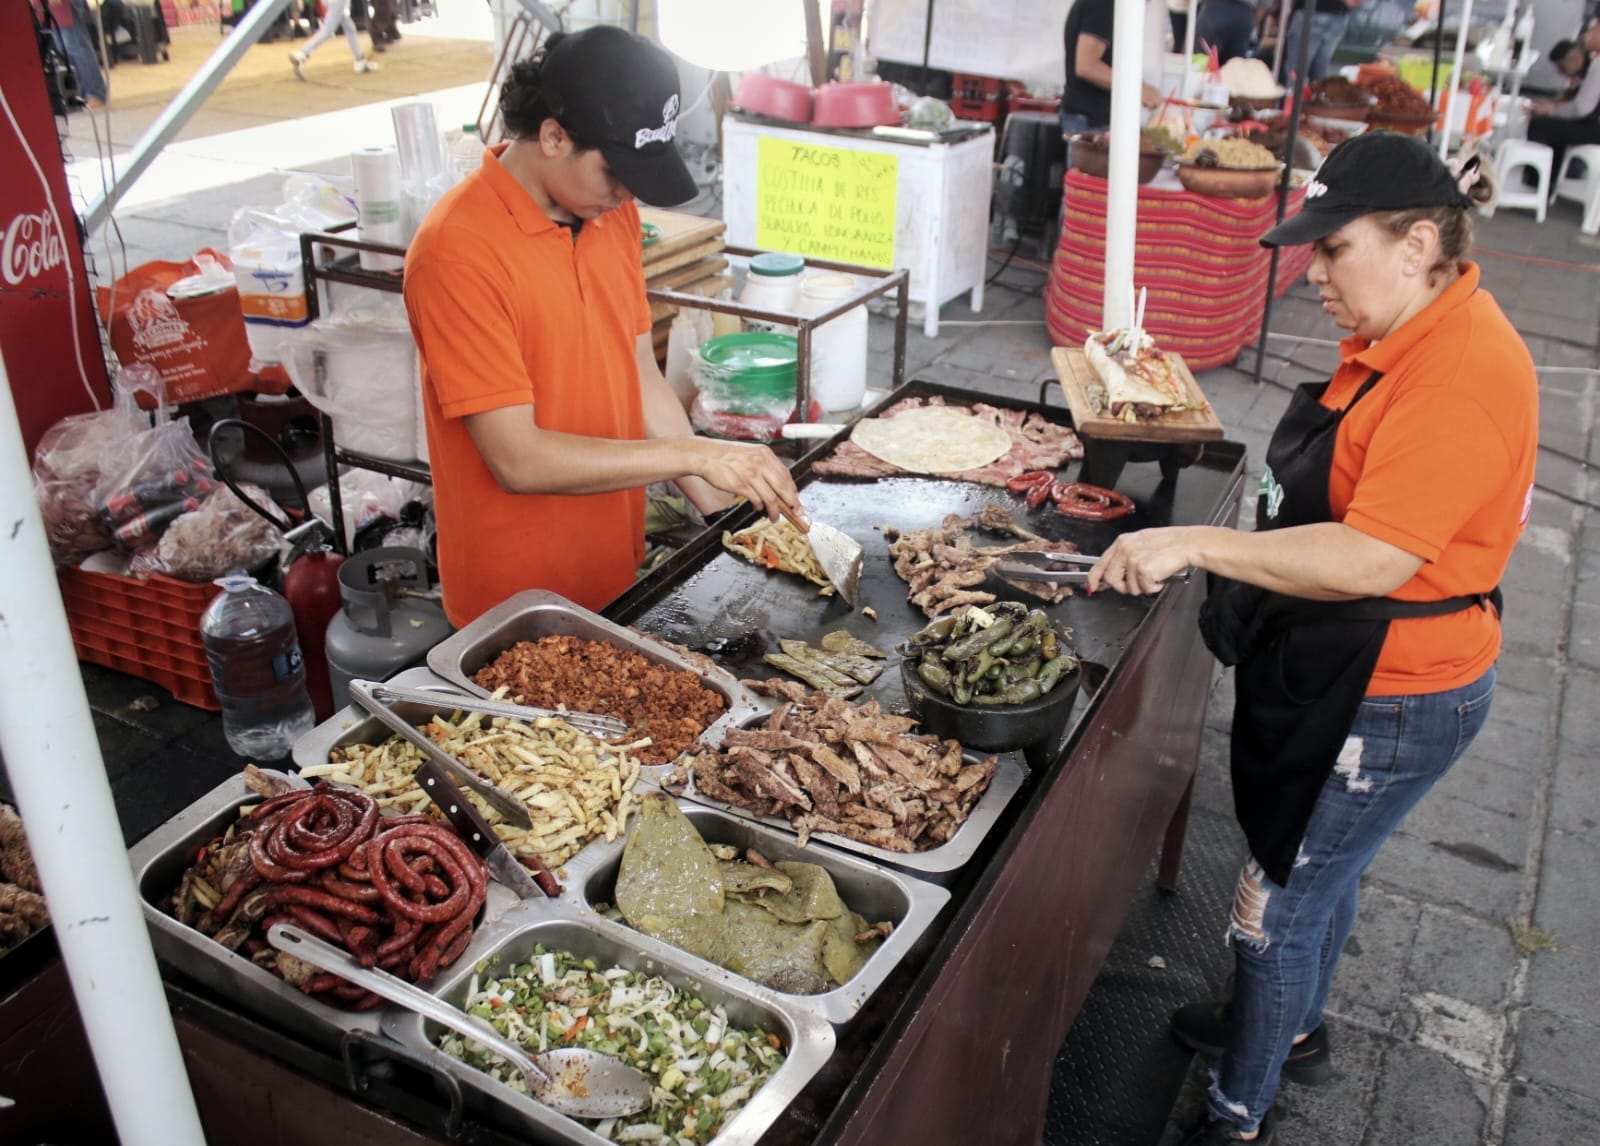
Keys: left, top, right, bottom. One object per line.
{"left": 1218, "top": 371, "right": 1498, "bottom": 885}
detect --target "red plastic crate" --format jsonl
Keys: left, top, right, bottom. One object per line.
{"left": 951, "top": 96, "right": 1004, "bottom": 122}
{"left": 953, "top": 73, "right": 1005, "bottom": 98}
{"left": 57, "top": 566, "right": 222, "bottom": 710}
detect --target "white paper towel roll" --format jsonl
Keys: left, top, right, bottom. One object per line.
{"left": 391, "top": 102, "right": 444, "bottom": 184}
{"left": 351, "top": 146, "right": 405, "bottom": 272}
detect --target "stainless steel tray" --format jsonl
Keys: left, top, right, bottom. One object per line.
{"left": 380, "top": 913, "right": 835, "bottom": 1146}
{"left": 425, "top": 590, "right": 764, "bottom": 770}
{"left": 670, "top": 707, "right": 1026, "bottom": 879}
{"left": 563, "top": 803, "right": 950, "bottom": 1026}
{"left": 127, "top": 772, "right": 522, "bottom": 1053}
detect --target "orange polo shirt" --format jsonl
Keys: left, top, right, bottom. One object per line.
{"left": 404, "top": 147, "right": 650, "bottom": 626}
{"left": 1322, "top": 263, "right": 1538, "bottom": 695}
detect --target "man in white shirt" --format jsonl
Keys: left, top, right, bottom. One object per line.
{"left": 1527, "top": 17, "right": 1600, "bottom": 180}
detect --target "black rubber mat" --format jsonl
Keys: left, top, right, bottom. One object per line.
{"left": 1044, "top": 806, "right": 1249, "bottom": 1146}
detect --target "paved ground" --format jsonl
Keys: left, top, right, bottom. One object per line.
{"left": 50, "top": 14, "right": 1600, "bottom": 1144}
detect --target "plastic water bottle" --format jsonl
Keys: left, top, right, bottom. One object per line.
{"left": 451, "top": 124, "right": 484, "bottom": 178}
{"left": 201, "top": 572, "right": 316, "bottom": 759}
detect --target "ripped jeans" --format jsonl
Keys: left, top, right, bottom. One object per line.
{"left": 1209, "top": 667, "right": 1496, "bottom": 1133}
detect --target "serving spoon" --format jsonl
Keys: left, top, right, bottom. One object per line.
{"left": 266, "top": 923, "right": 653, "bottom": 1119}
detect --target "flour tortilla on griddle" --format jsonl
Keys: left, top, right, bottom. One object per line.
{"left": 849, "top": 406, "right": 1014, "bottom": 474}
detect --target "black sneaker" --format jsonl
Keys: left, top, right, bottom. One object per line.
{"left": 1170, "top": 1001, "right": 1334, "bottom": 1086}
{"left": 1180, "top": 1108, "right": 1279, "bottom": 1145}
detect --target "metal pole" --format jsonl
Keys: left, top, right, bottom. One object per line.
{"left": 1272, "top": 0, "right": 1294, "bottom": 80}
{"left": 803, "top": 0, "right": 828, "bottom": 87}
{"left": 1441, "top": 0, "right": 1474, "bottom": 158}
{"left": 1427, "top": 0, "right": 1447, "bottom": 147}
{"left": 1251, "top": 0, "right": 1315, "bottom": 384}
{"left": 1102, "top": 0, "right": 1148, "bottom": 329}
{"left": 919, "top": 0, "right": 936, "bottom": 96}
{"left": 84, "top": 0, "right": 291, "bottom": 234}
{"left": 0, "top": 350, "right": 206, "bottom": 1146}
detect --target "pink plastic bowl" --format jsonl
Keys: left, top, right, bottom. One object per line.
{"left": 811, "top": 81, "right": 901, "bottom": 128}
{"left": 733, "top": 74, "right": 814, "bottom": 123}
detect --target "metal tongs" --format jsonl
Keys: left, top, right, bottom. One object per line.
{"left": 993, "top": 550, "right": 1099, "bottom": 584}
{"left": 994, "top": 551, "right": 1193, "bottom": 587}
{"left": 366, "top": 682, "right": 628, "bottom": 742}
{"left": 348, "top": 680, "right": 535, "bottom": 830}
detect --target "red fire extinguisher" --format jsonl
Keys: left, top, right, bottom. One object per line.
{"left": 208, "top": 417, "right": 346, "bottom": 719}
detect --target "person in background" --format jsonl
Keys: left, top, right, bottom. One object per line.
{"left": 1278, "top": 0, "right": 1361, "bottom": 84}
{"left": 1546, "top": 36, "right": 1588, "bottom": 100}
{"left": 1197, "top": 0, "right": 1260, "bottom": 65}
{"left": 289, "top": 0, "right": 378, "bottom": 77}
{"left": 403, "top": 26, "right": 804, "bottom": 626}
{"left": 1061, "top": 0, "right": 1162, "bottom": 136}
{"left": 368, "top": 0, "right": 400, "bottom": 54}
{"left": 45, "top": 0, "right": 107, "bottom": 109}
{"left": 1089, "top": 132, "right": 1532, "bottom": 1145}
{"left": 1169, "top": 0, "right": 1191, "bottom": 50}
{"left": 1527, "top": 17, "right": 1600, "bottom": 180}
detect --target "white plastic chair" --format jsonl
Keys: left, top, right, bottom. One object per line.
{"left": 1485, "top": 139, "right": 1553, "bottom": 222}
{"left": 1551, "top": 143, "right": 1600, "bottom": 235}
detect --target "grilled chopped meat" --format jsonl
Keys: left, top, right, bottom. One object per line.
{"left": 666, "top": 682, "right": 998, "bottom": 853}
{"left": 886, "top": 513, "right": 1080, "bottom": 618}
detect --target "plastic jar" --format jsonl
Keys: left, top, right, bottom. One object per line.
{"left": 200, "top": 572, "right": 316, "bottom": 759}
{"left": 739, "top": 252, "right": 805, "bottom": 334}
{"left": 796, "top": 272, "right": 869, "bottom": 413}
{"left": 451, "top": 124, "right": 484, "bottom": 178}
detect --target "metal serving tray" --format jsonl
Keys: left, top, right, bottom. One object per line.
{"left": 564, "top": 803, "right": 950, "bottom": 1026}
{"left": 671, "top": 707, "right": 1026, "bottom": 880}
{"left": 425, "top": 590, "right": 764, "bottom": 771}
{"left": 127, "top": 772, "right": 523, "bottom": 1053}
{"left": 381, "top": 914, "right": 835, "bottom": 1146}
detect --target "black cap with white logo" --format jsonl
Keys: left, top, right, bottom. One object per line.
{"left": 542, "top": 25, "right": 696, "bottom": 207}
{"left": 1260, "top": 131, "right": 1475, "bottom": 248}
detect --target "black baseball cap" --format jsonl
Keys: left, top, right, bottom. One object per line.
{"left": 1260, "top": 131, "right": 1474, "bottom": 248}
{"left": 542, "top": 25, "right": 697, "bottom": 207}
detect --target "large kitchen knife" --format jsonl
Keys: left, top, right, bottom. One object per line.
{"left": 413, "top": 756, "right": 554, "bottom": 899}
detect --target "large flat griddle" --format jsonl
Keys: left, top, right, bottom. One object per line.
{"left": 608, "top": 379, "right": 1244, "bottom": 730}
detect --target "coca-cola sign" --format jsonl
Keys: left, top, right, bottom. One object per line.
{"left": 3, "top": 209, "right": 66, "bottom": 287}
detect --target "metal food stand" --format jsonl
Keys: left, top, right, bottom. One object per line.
{"left": 4, "top": 379, "right": 1243, "bottom": 1146}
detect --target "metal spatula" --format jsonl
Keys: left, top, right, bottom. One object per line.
{"left": 808, "top": 520, "right": 864, "bottom": 606}
{"left": 266, "top": 924, "right": 654, "bottom": 1119}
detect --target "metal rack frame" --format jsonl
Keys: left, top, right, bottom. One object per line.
{"left": 647, "top": 248, "right": 910, "bottom": 423}
{"left": 298, "top": 227, "right": 427, "bottom": 556}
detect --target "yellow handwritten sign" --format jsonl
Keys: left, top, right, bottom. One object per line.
{"left": 755, "top": 138, "right": 898, "bottom": 269}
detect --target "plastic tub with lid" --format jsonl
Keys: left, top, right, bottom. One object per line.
{"left": 739, "top": 252, "right": 805, "bottom": 334}
{"left": 796, "top": 273, "right": 869, "bottom": 413}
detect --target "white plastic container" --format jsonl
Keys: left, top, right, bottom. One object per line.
{"left": 451, "top": 124, "right": 484, "bottom": 178}
{"left": 739, "top": 251, "right": 805, "bottom": 334}
{"left": 796, "top": 272, "right": 869, "bottom": 413}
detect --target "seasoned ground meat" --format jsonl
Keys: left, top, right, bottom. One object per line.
{"left": 471, "top": 636, "right": 726, "bottom": 766}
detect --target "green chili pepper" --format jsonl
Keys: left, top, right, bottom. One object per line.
{"left": 999, "top": 678, "right": 1043, "bottom": 704}
{"left": 908, "top": 616, "right": 958, "bottom": 646}
{"left": 917, "top": 657, "right": 953, "bottom": 695}
{"left": 1037, "top": 655, "right": 1076, "bottom": 693}
{"left": 953, "top": 679, "right": 975, "bottom": 704}
{"left": 941, "top": 618, "right": 1013, "bottom": 662}
{"left": 1007, "top": 636, "right": 1037, "bottom": 658}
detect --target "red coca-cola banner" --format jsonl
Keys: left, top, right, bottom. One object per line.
{"left": 0, "top": 3, "right": 109, "bottom": 459}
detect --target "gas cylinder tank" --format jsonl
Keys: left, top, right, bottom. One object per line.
{"left": 324, "top": 547, "right": 451, "bottom": 710}
{"left": 282, "top": 546, "right": 346, "bottom": 721}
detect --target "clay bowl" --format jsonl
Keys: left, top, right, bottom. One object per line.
{"left": 1068, "top": 133, "right": 1167, "bottom": 184}
{"left": 1230, "top": 92, "right": 1287, "bottom": 113}
{"left": 901, "top": 658, "right": 1081, "bottom": 760}
{"left": 812, "top": 81, "right": 902, "bottom": 128}
{"left": 1365, "top": 109, "right": 1439, "bottom": 137}
{"left": 1305, "top": 100, "right": 1372, "bottom": 123}
{"left": 732, "top": 73, "right": 814, "bottom": 124}
{"left": 1175, "top": 161, "right": 1284, "bottom": 199}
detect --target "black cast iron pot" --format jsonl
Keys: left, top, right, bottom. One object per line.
{"left": 901, "top": 658, "right": 1081, "bottom": 769}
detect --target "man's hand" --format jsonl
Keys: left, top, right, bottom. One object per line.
{"left": 1087, "top": 527, "right": 1198, "bottom": 596}
{"left": 689, "top": 439, "right": 807, "bottom": 531}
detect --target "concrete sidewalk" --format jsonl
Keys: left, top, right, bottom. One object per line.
{"left": 59, "top": 32, "right": 1600, "bottom": 1142}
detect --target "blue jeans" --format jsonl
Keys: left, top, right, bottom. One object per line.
{"left": 1208, "top": 666, "right": 1497, "bottom": 1133}
{"left": 1278, "top": 9, "right": 1350, "bottom": 84}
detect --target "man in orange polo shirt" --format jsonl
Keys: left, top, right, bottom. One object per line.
{"left": 405, "top": 26, "right": 803, "bottom": 625}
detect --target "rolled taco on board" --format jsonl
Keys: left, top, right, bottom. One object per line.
{"left": 1083, "top": 328, "right": 1187, "bottom": 421}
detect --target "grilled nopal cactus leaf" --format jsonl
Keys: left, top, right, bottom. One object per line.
{"left": 616, "top": 794, "right": 724, "bottom": 938}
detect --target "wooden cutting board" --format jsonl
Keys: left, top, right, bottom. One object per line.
{"left": 643, "top": 238, "right": 726, "bottom": 280}
{"left": 649, "top": 274, "right": 733, "bottom": 324}
{"left": 1052, "top": 347, "right": 1225, "bottom": 442}
{"left": 646, "top": 255, "right": 730, "bottom": 292}
{"left": 639, "top": 207, "right": 727, "bottom": 265}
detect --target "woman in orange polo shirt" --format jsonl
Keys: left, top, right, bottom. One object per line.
{"left": 1087, "top": 133, "right": 1536, "bottom": 1145}
{"left": 405, "top": 26, "right": 803, "bottom": 625}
